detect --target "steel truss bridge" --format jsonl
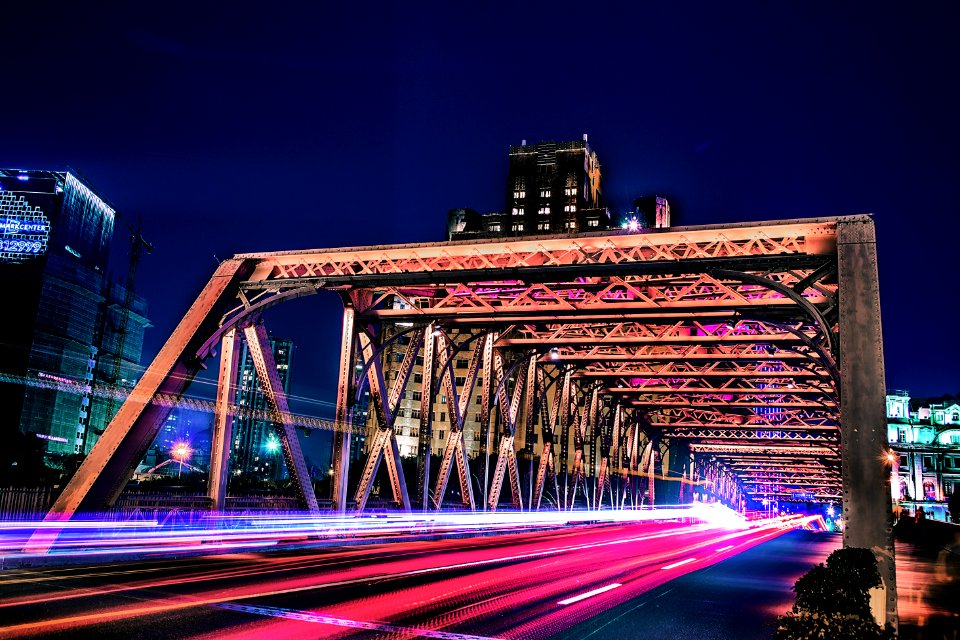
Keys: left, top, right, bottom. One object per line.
{"left": 32, "top": 215, "right": 897, "bottom": 623}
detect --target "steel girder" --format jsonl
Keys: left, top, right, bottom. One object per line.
{"left": 34, "top": 215, "right": 895, "bottom": 626}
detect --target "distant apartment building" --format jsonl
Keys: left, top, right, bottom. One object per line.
{"left": 886, "top": 390, "right": 960, "bottom": 521}
{"left": 0, "top": 169, "right": 150, "bottom": 460}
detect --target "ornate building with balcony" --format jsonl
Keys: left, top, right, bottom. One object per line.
{"left": 887, "top": 390, "right": 960, "bottom": 521}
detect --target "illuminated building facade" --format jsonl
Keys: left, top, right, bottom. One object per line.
{"left": 231, "top": 335, "right": 294, "bottom": 482}
{"left": 369, "top": 325, "right": 488, "bottom": 460}
{"left": 0, "top": 169, "right": 150, "bottom": 459}
{"left": 448, "top": 136, "right": 612, "bottom": 239}
{"left": 886, "top": 390, "right": 960, "bottom": 521}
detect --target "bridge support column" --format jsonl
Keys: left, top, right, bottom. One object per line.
{"left": 208, "top": 327, "right": 240, "bottom": 511}
{"left": 332, "top": 306, "right": 357, "bottom": 513}
{"left": 837, "top": 217, "right": 897, "bottom": 629}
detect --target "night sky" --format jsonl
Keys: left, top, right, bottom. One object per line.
{"left": 4, "top": 2, "right": 959, "bottom": 421}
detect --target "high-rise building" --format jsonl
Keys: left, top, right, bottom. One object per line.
{"left": 231, "top": 335, "right": 294, "bottom": 482}
{"left": 0, "top": 169, "right": 150, "bottom": 459}
{"left": 448, "top": 136, "right": 612, "bottom": 240}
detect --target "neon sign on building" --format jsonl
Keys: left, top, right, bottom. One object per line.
{"left": 0, "top": 191, "right": 50, "bottom": 263}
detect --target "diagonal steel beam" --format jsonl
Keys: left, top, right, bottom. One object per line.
{"left": 30, "top": 259, "right": 253, "bottom": 552}
{"left": 243, "top": 321, "right": 319, "bottom": 513}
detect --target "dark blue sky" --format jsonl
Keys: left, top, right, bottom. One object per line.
{"left": 4, "top": 2, "right": 959, "bottom": 413}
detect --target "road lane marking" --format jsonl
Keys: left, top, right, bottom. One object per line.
{"left": 660, "top": 557, "right": 697, "bottom": 570}
{"left": 557, "top": 583, "right": 623, "bottom": 605}
{"left": 715, "top": 545, "right": 735, "bottom": 552}
{"left": 217, "top": 603, "right": 501, "bottom": 640}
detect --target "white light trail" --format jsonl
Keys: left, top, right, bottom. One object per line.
{"left": 218, "top": 603, "right": 501, "bottom": 640}
{"left": 661, "top": 557, "right": 697, "bottom": 570}
{"left": 557, "top": 582, "right": 623, "bottom": 605}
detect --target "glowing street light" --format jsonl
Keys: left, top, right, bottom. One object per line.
{"left": 171, "top": 442, "right": 190, "bottom": 478}
{"left": 266, "top": 437, "right": 280, "bottom": 453}
{"left": 621, "top": 217, "right": 641, "bottom": 233}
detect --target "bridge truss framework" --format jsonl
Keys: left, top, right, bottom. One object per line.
{"left": 36, "top": 215, "right": 896, "bottom": 625}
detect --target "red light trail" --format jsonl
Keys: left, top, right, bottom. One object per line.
{"left": 0, "top": 514, "right": 818, "bottom": 639}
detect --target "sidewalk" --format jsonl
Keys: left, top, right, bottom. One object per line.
{"left": 896, "top": 520, "right": 960, "bottom": 639}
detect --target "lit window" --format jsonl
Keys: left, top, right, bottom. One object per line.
{"left": 512, "top": 223, "right": 524, "bottom": 232}
{"left": 537, "top": 222, "right": 550, "bottom": 231}
{"left": 512, "top": 207, "right": 524, "bottom": 216}
{"left": 587, "top": 219, "right": 599, "bottom": 227}
{"left": 564, "top": 186, "right": 577, "bottom": 196}
{"left": 513, "top": 190, "right": 525, "bottom": 199}
{"left": 538, "top": 206, "right": 550, "bottom": 215}
{"left": 489, "top": 223, "right": 501, "bottom": 232}
{"left": 564, "top": 204, "right": 576, "bottom": 213}
{"left": 566, "top": 221, "right": 577, "bottom": 230}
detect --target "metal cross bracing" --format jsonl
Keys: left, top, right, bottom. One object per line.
{"left": 31, "top": 215, "right": 897, "bottom": 627}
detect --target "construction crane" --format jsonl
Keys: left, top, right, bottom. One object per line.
{"left": 96, "top": 219, "right": 153, "bottom": 436}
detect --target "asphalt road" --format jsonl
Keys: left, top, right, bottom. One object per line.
{"left": 0, "top": 519, "right": 826, "bottom": 639}
{"left": 551, "top": 529, "right": 840, "bottom": 640}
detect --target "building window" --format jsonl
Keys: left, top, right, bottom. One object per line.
{"left": 411, "top": 409, "right": 421, "bottom": 419}
{"left": 414, "top": 373, "right": 423, "bottom": 383}
{"left": 538, "top": 206, "right": 550, "bottom": 215}
{"left": 540, "top": 189, "right": 551, "bottom": 198}
{"left": 489, "top": 223, "right": 501, "bottom": 232}
{"left": 394, "top": 352, "right": 404, "bottom": 363}
{"left": 511, "top": 223, "right": 524, "bottom": 232}
{"left": 415, "top": 356, "right": 423, "bottom": 366}
{"left": 440, "top": 412, "right": 446, "bottom": 422}
{"left": 566, "top": 221, "right": 577, "bottom": 230}
{"left": 538, "top": 222, "right": 550, "bottom": 231}
{"left": 455, "top": 376, "right": 466, "bottom": 386}
{"left": 564, "top": 204, "right": 576, "bottom": 213}
{"left": 456, "top": 358, "right": 468, "bottom": 369}
{"left": 439, "top": 430, "right": 446, "bottom": 440}
{"left": 564, "top": 186, "right": 577, "bottom": 196}
{"left": 512, "top": 207, "right": 524, "bottom": 216}
{"left": 587, "top": 219, "right": 599, "bottom": 227}
{"left": 412, "top": 391, "right": 422, "bottom": 401}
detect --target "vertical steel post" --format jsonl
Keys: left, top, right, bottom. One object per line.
{"left": 478, "top": 333, "right": 495, "bottom": 509}
{"left": 417, "top": 323, "right": 436, "bottom": 511}
{"left": 837, "top": 217, "right": 897, "bottom": 629}
{"left": 331, "top": 307, "right": 356, "bottom": 513}
{"left": 208, "top": 327, "right": 240, "bottom": 511}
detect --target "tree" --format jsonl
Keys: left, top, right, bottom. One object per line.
{"left": 774, "top": 547, "right": 893, "bottom": 640}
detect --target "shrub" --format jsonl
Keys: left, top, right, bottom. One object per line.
{"left": 774, "top": 547, "right": 893, "bottom": 640}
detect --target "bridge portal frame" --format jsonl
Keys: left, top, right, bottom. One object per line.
{"left": 33, "top": 215, "right": 895, "bottom": 626}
